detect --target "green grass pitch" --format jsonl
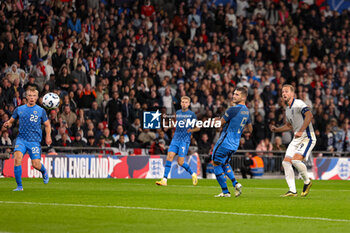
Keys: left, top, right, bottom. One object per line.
{"left": 0, "top": 178, "right": 349, "bottom": 233}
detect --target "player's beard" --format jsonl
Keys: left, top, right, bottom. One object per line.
{"left": 283, "top": 96, "right": 291, "bottom": 105}
{"left": 233, "top": 97, "right": 241, "bottom": 104}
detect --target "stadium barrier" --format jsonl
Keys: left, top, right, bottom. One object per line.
{"left": 313, "top": 157, "right": 350, "bottom": 180}
{"left": 2, "top": 153, "right": 200, "bottom": 179}
{"left": 1, "top": 146, "right": 349, "bottom": 180}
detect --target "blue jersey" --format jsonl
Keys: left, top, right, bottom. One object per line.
{"left": 217, "top": 104, "right": 251, "bottom": 151}
{"left": 11, "top": 104, "right": 48, "bottom": 142}
{"left": 172, "top": 109, "right": 197, "bottom": 143}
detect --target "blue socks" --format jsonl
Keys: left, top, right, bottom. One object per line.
{"left": 163, "top": 160, "right": 172, "bottom": 178}
{"left": 14, "top": 164, "right": 47, "bottom": 188}
{"left": 181, "top": 162, "right": 193, "bottom": 175}
{"left": 214, "top": 165, "right": 229, "bottom": 194}
{"left": 14, "top": 165, "right": 22, "bottom": 188}
{"left": 163, "top": 160, "right": 193, "bottom": 179}
{"left": 223, "top": 163, "right": 238, "bottom": 187}
{"left": 39, "top": 163, "right": 47, "bottom": 176}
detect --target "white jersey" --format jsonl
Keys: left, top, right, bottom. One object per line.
{"left": 285, "top": 98, "right": 316, "bottom": 141}
{"left": 285, "top": 98, "right": 316, "bottom": 160}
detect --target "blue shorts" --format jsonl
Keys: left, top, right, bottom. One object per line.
{"left": 14, "top": 138, "right": 41, "bottom": 160}
{"left": 168, "top": 141, "right": 190, "bottom": 157}
{"left": 212, "top": 144, "right": 235, "bottom": 164}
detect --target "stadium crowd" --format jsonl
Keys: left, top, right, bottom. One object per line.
{"left": 0, "top": 0, "right": 350, "bottom": 164}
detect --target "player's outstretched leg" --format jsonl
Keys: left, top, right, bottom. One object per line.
{"left": 32, "top": 159, "right": 49, "bottom": 184}
{"left": 13, "top": 165, "right": 23, "bottom": 191}
{"left": 40, "top": 163, "right": 49, "bottom": 184}
{"left": 177, "top": 156, "right": 197, "bottom": 186}
{"left": 181, "top": 162, "right": 197, "bottom": 186}
{"left": 281, "top": 160, "right": 297, "bottom": 197}
{"left": 292, "top": 159, "right": 312, "bottom": 197}
{"left": 214, "top": 164, "right": 230, "bottom": 197}
{"left": 223, "top": 163, "right": 241, "bottom": 197}
{"left": 156, "top": 160, "right": 171, "bottom": 186}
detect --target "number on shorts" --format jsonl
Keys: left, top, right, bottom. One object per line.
{"left": 32, "top": 147, "right": 40, "bottom": 154}
{"left": 182, "top": 147, "right": 185, "bottom": 153}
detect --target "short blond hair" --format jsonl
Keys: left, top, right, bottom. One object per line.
{"left": 26, "top": 86, "right": 39, "bottom": 96}
{"left": 181, "top": 96, "right": 191, "bottom": 102}
{"left": 282, "top": 84, "right": 295, "bottom": 93}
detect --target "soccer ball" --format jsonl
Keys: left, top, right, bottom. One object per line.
{"left": 42, "top": 92, "right": 60, "bottom": 110}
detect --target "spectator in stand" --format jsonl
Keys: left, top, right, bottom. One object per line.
{"left": 88, "top": 101, "right": 104, "bottom": 124}
{"left": 121, "top": 96, "right": 134, "bottom": 121}
{"left": 114, "top": 135, "right": 127, "bottom": 152}
{"left": 141, "top": 0, "right": 155, "bottom": 19}
{"left": 87, "top": 135, "right": 97, "bottom": 148}
{"left": 198, "top": 133, "right": 211, "bottom": 155}
{"left": 56, "top": 66, "right": 73, "bottom": 93}
{"left": 138, "top": 129, "right": 156, "bottom": 147}
{"left": 72, "top": 133, "right": 86, "bottom": 147}
{"left": 71, "top": 64, "right": 88, "bottom": 87}
{"left": 98, "top": 136, "right": 112, "bottom": 155}
{"left": 0, "top": 0, "right": 350, "bottom": 159}
{"left": 256, "top": 138, "right": 274, "bottom": 172}
{"left": 112, "top": 112, "right": 130, "bottom": 135}
{"left": 151, "top": 139, "right": 167, "bottom": 155}
{"left": 272, "top": 136, "right": 286, "bottom": 152}
{"left": 54, "top": 133, "right": 71, "bottom": 150}
{"left": 106, "top": 92, "right": 122, "bottom": 129}
{"left": 240, "top": 153, "right": 253, "bottom": 179}
{"left": 54, "top": 125, "right": 72, "bottom": 145}
{"left": 79, "top": 83, "right": 96, "bottom": 109}
{"left": 112, "top": 125, "right": 130, "bottom": 144}
{"left": 126, "top": 133, "right": 141, "bottom": 149}
{"left": 59, "top": 105, "right": 77, "bottom": 128}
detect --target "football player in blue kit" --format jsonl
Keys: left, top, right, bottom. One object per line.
{"left": 212, "top": 87, "right": 252, "bottom": 197}
{"left": 156, "top": 96, "right": 200, "bottom": 186}
{"left": 3, "top": 87, "right": 52, "bottom": 191}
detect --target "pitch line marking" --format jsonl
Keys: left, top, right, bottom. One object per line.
{"left": 0, "top": 201, "right": 349, "bottom": 223}
{"left": 121, "top": 183, "right": 350, "bottom": 192}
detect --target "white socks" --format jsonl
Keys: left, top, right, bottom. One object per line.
{"left": 292, "top": 160, "right": 310, "bottom": 184}
{"left": 282, "top": 161, "right": 296, "bottom": 193}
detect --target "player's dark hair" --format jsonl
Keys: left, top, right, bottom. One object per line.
{"left": 236, "top": 87, "right": 248, "bottom": 97}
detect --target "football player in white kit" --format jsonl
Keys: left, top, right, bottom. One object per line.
{"left": 271, "top": 84, "right": 316, "bottom": 197}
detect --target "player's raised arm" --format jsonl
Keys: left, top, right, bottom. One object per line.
{"left": 270, "top": 122, "right": 293, "bottom": 133}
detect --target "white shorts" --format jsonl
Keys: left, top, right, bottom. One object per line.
{"left": 285, "top": 137, "right": 316, "bottom": 161}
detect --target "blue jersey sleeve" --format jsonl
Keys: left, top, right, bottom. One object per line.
{"left": 223, "top": 106, "right": 241, "bottom": 122}
{"left": 12, "top": 107, "right": 19, "bottom": 120}
{"left": 41, "top": 108, "right": 48, "bottom": 123}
